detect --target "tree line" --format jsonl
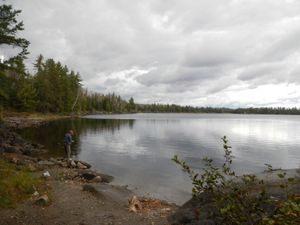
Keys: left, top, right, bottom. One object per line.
{"left": 0, "top": 54, "right": 139, "bottom": 113}
{"left": 1, "top": 3, "right": 300, "bottom": 115}
{"left": 136, "top": 104, "right": 300, "bottom": 115}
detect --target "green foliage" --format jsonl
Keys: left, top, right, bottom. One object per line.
{"left": 0, "top": 3, "right": 30, "bottom": 70}
{"left": 172, "top": 136, "right": 300, "bottom": 225}
{"left": 33, "top": 56, "right": 81, "bottom": 113}
{"left": 262, "top": 198, "right": 300, "bottom": 225}
{"left": 138, "top": 104, "right": 300, "bottom": 115}
{"left": 0, "top": 160, "right": 39, "bottom": 208}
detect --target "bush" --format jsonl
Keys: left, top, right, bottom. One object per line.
{"left": 172, "top": 136, "right": 300, "bottom": 225}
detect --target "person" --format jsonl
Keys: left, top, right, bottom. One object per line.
{"left": 64, "top": 130, "right": 74, "bottom": 160}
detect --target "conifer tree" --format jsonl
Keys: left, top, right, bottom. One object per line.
{"left": 0, "top": 3, "right": 30, "bottom": 70}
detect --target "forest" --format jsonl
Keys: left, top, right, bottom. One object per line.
{"left": 1, "top": 3, "right": 300, "bottom": 115}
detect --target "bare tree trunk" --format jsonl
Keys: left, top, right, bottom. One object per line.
{"left": 71, "top": 89, "right": 80, "bottom": 113}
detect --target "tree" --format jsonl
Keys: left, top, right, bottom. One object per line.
{"left": 0, "top": 3, "right": 30, "bottom": 110}
{"left": 4, "top": 57, "right": 36, "bottom": 111}
{"left": 128, "top": 97, "right": 136, "bottom": 112}
{"left": 0, "top": 3, "right": 30, "bottom": 70}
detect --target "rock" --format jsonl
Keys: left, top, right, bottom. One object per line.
{"left": 3, "top": 144, "right": 21, "bottom": 154}
{"left": 168, "top": 194, "right": 217, "bottom": 225}
{"left": 49, "top": 157, "right": 59, "bottom": 164}
{"left": 42, "top": 171, "right": 50, "bottom": 178}
{"left": 76, "top": 162, "right": 87, "bottom": 169}
{"left": 75, "top": 160, "right": 91, "bottom": 169}
{"left": 70, "top": 160, "right": 76, "bottom": 168}
{"left": 77, "top": 170, "right": 113, "bottom": 183}
{"left": 80, "top": 173, "right": 97, "bottom": 181}
{"left": 35, "top": 194, "right": 49, "bottom": 206}
{"left": 82, "top": 183, "right": 134, "bottom": 204}
{"left": 90, "top": 176, "right": 102, "bottom": 183}
{"left": 128, "top": 196, "right": 143, "bottom": 212}
{"left": 0, "top": 124, "right": 46, "bottom": 156}
{"left": 58, "top": 161, "right": 68, "bottom": 168}
{"left": 38, "top": 160, "right": 55, "bottom": 166}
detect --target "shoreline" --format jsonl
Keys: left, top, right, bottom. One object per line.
{"left": 0, "top": 113, "right": 177, "bottom": 225}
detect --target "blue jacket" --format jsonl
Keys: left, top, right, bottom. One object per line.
{"left": 64, "top": 133, "right": 72, "bottom": 145}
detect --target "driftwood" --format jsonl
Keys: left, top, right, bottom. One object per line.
{"left": 128, "top": 196, "right": 142, "bottom": 212}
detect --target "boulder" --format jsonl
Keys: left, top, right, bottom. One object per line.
{"left": 3, "top": 144, "right": 21, "bottom": 154}
{"left": 0, "top": 125, "right": 46, "bottom": 156}
{"left": 70, "top": 160, "right": 76, "bottom": 168}
{"left": 76, "top": 170, "right": 113, "bottom": 183}
{"left": 82, "top": 183, "right": 134, "bottom": 205}
{"left": 80, "top": 173, "right": 96, "bottom": 181}
{"left": 90, "top": 176, "right": 102, "bottom": 183}
{"left": 76, "top": 162, "right": 87, "bottom": 169}
{"left": 49, "top": 157, "right": 59, "bottom": 164}
{"left": 75, "top": 160, "right": 91, "bottom": 169}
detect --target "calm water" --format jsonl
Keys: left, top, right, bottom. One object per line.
{"left": 20, "top": 113, "right": 300, "bottom": 204}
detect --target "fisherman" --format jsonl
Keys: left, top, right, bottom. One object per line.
{"left": 64, "top": 130, "right": 74, "bottom": 160}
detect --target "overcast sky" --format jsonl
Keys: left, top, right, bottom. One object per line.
{"left": 4, "top": 0, "right": 300, "bottom": 107}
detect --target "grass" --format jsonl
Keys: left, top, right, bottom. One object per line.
{"left": 0, "top": 159, "right": 41, "bottom": 208}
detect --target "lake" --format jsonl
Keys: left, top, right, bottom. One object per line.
{"left": 20, "top": 113, "right": 300, "bottom": 204}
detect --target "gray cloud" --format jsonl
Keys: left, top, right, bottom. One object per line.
{"left": 5, "top": 0, "right": 300, "bottom": 107}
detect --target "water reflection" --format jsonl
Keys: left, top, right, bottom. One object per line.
{"left": 21, "top": 118, "right": 135, "bottom": 157}
{"left": 20, "top": 114, "right": 300, "bottom": 204}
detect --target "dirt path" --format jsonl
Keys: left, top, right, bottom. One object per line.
{"left": 1, "top": 180, "right": 173, "bottom": 225}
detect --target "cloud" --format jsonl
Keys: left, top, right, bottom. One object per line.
{"left": 6, "top": 0, "right": 300, "bottom": 107}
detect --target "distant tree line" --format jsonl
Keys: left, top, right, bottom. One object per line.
{"left": 1, "top": 3, "right": 300, "bottom": 115}
{"left": 136, "top": 104, "right": 300, "bottom": 115}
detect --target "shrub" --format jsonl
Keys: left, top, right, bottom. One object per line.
{"left": 172, "top": 136, "right": 300, "bottom": 225}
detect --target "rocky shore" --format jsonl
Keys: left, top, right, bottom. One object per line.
{"left": 0, "top": 115, "right": 177, "bottom": 225}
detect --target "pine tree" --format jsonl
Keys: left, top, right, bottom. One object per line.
{"left": 0, "top": 4, "right": 30, "bottom": 70}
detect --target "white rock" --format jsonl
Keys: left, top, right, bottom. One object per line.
{"left": 42, "top": 171, "right": 50, "bottom": 178}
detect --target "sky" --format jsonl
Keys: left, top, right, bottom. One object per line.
{"left": 3, "top": 0, "right": 300, "bottom": 108}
